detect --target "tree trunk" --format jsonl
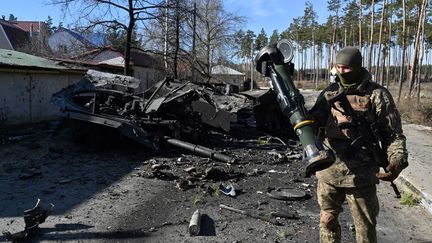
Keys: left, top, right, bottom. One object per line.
{"left": 191, "top": 1, "right": 197, "bottom": 82}
{"left": 375, "top": 0, "right": 386, "bottom": 85}
{"left": 408, "top": 0, "right": 426, "bottom": 97}
{"left": 173, "top": 0, "right": 180, "bottom": 79}
{"left": 124, "top": 0, "right": 134, "bottom": 76}
{"left": 386, "top": 18, "right": 392, "bottom": 83}
{"left": 359, "top": 0, "right": 362, "bottom": 47}
{"left": 164, "top": 0, "right": 169, "bottom": 74}
{"left": 367, "top": 0, "right": 375, "bottom": 72}
{"left": 397, "top": 0, "right": 407, "bottom": 103}
{"left": 416, "top": 0, "right": 427, "bottom": 103}
{"left": 381, "top": 45, "right": 387, "bottom": 87}
{"left": 344, "top": 27, "right": 347, "bottom": 47}
{"left": 312, "top": 30, "right": 317, "bottom": 87}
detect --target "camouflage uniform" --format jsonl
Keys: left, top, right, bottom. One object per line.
{"left": 310, "top": 67, "right": 408, "bottom": 243}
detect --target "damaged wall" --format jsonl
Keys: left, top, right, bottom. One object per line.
{"left": 0, "top": 71, "right": 83, "bottom": 125}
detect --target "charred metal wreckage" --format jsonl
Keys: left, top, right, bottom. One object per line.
{"left": 51, "top": 70, "right": 286, "bottom": 162}
{"left": 3, "top": 199, "right": 54, "bottom": 241}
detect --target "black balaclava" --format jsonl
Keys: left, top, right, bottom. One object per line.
{"left": 335, "top": 47, "right": 362, "bottom": 88}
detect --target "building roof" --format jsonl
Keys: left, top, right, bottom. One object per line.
{"left": 55, "top": 27, "right": 96, "bottom": 47}
{"left": 0, "top": 19, "right": 29, "bottom": 49}
{"left": 0, "top": 49, "right": 84, "bottom": 72}
{"left": 130, "top": 48, "right": 159, "bottom": 67}
{"left": 11, "top": 21, "right": 47, "bottom": 33}
{"left": 72, "top": 46, "right": 160, "bottom": 69}
{"left": 211, "top": 65, "right": 245, "bottom": 76}
{"left": 72, "top": 46, "right": 120, "bottom": 61}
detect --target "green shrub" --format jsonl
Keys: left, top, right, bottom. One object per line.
{"left": 400, "top": 192, "right": 421, "bottom": 206}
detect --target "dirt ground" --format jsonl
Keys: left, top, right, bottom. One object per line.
{"left": 1, "top": 118, "right": 432, "bottom": 243}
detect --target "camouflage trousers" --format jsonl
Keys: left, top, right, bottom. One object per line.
{"left": 317, "top": 180, "right": 379, "bottom": 243}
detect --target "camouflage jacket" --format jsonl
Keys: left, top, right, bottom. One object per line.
{"left": 310, "top": 68, "right": 408, "bottom": 187}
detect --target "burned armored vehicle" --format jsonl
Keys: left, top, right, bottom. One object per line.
{"left": 51, "top": 70, "right": 288, "bottom": 162}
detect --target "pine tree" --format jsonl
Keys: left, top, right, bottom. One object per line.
{"left": 255, "top": 28, "right": 268, "bottom": 51}
{"left": 269, "top": 30, "right": 279, "bottom": 44}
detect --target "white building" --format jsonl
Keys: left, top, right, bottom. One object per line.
{"left": 211, "top": 65, "right": 246, "bottom": 91}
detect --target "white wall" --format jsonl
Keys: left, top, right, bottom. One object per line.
{"left": 211, "top": 74, "right": 245, "bottom": 90}
{"left": 0, "top": 71, "right": 83, "bottom": 125}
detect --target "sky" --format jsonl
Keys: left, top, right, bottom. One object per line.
{"left": 1, "top": 0, "right": 329, "bottom": 35}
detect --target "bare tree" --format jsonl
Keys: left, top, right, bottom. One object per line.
{"left": 367, "top": 0, "right": 375, "bottom": 72}
{"left": 408, "top": 0, "right": 427, "bottom": 97}
{"left": 416, "top": 2, "right": 427, "bottom": 103}
{"left": 51, "top": 0, "right": 164, "bottom": 76}
{"left": 182, "top": 0, "right": 244, "bottom": 81}
{"left": 375, "top": 0, "right": 386, "bottom": 85}
{"left": 359, "top": 0, "right": 363, "bottom": 48}
{"left": 327, "top": 0, "right": 341, "bottom": 69}
{"left": 142, "top": 0, "right": 243, "bottom": 81}
{"left": 397, "top": 0, "right": 407, "bottom": 103}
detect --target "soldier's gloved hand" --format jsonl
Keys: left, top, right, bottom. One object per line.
{"left": 376, "top": 161, "right": 402, "bottom": 181}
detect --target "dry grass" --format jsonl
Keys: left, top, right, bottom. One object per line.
{"left": 387, "top": 82, "right": 432, "bottom": 127}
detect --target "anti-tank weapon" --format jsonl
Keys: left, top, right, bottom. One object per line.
{"left": 255, "top": 39, "right": 334, "bottom": 176}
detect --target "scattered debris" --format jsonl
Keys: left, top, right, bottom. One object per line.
{"left": 151, "top": 164, "right": 170, "bottom": 171}
{"left": 219, "top": 183, "right": 236, "bottom": 197}
{"left": 184, "top": 166, "right": 197, "bottom": 173}
{"left": 175, "top": 179, "right": 196, "bottom": 191}
{"left": 267, "top": 169, "right": 288, "bottom": 174}
{"left": 266, "top": 188, "right": 307, "bottom": 201}
{"left": 58, "top": 178, "right": 74, "bottom": 184}
{"left": 268, "top": 209, "right": 299, "bottom": 219}
{"left": 152, "top": 171, "right": 178, "bottom": 181}
{"left": 188, "top": 209, "right": 202, "bottom": 236}
{"left": 267, "top": 150, "right": 289, "bottom": 164}
{"left": 203, "top": 167, "right": 228, "bottom": 181}
{"left": 3, "top": 199, "right": 54, "bottom": 241}
{"left": 0, "top": 132, "right": 36, "bottom": 145}
{"left": 219, "top": 204, "right": 283, "bottom": 225}
{"left": 347, "top": 223, "right": 356, "bottom": 233}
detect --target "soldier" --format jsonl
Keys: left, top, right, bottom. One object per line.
{"left": 310, "top": 46, "right": 408, "bottom": 243}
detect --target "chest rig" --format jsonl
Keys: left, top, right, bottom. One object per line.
{"left": 324, "top": 90, "right": 376, "bottom": 141}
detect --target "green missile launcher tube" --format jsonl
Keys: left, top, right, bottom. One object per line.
{"left": 255, "top": 39, "right": 334, "bottom": 176}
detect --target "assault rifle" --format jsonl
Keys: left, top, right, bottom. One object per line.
{"left": 327, "top": 91, "right": 401, "bottom": 198}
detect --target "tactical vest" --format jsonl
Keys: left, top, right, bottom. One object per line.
{"left": 324, "top": 91, "right": 376, "bottom": 141}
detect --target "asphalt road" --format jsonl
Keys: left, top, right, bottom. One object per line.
{"left": 0, "top": 90, "right": 431, "bottom": 242}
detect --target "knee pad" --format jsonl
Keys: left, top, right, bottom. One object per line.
{"left": 320, "top": 211, "right": 338, "bottom": 229}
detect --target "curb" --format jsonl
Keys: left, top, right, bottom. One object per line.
{"left": 396, "top": 175, "right": 432, "bottom": 215}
